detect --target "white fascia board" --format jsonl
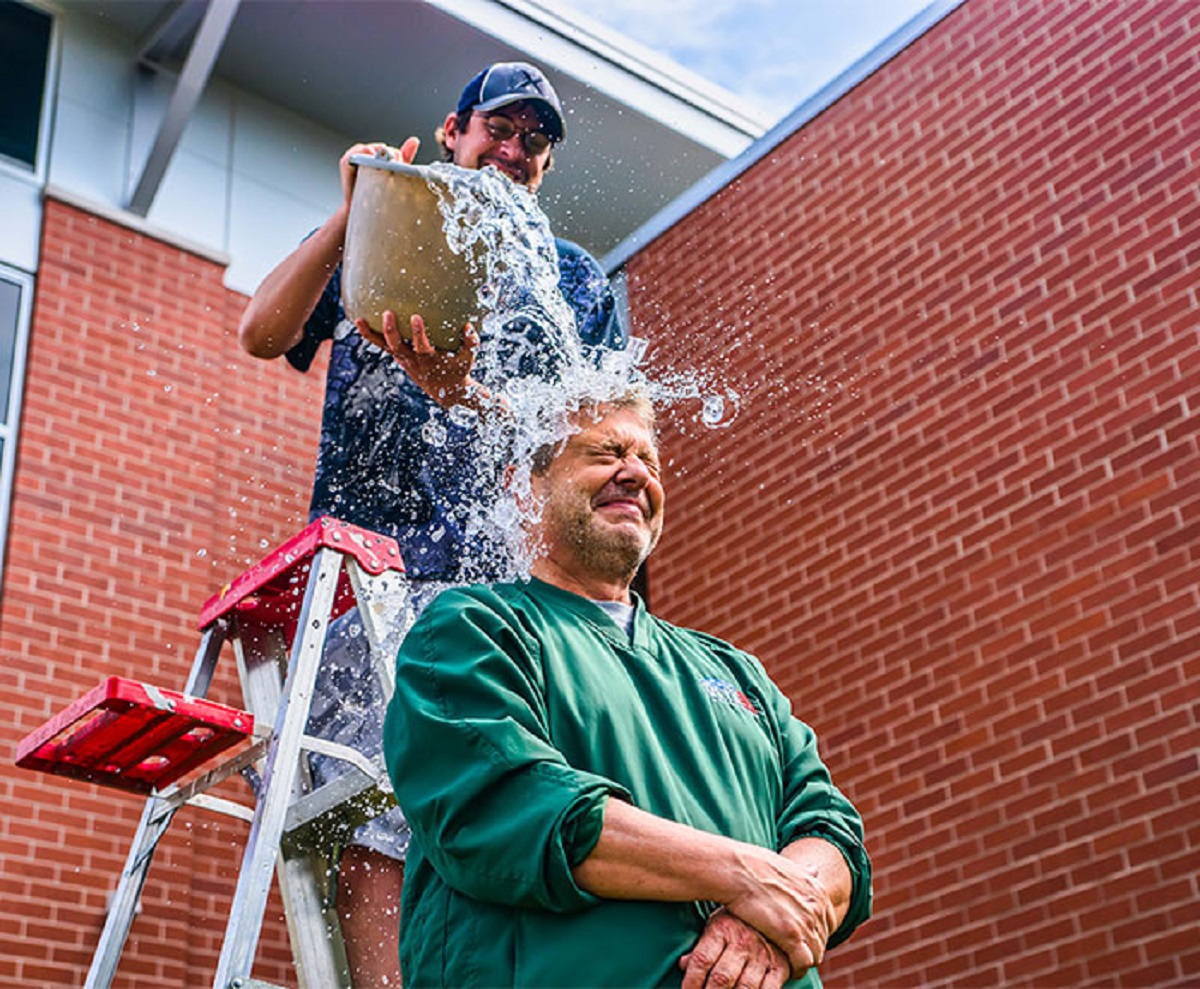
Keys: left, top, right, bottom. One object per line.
{"left": 423, "top": 0, "right": 770, "bottom": 156}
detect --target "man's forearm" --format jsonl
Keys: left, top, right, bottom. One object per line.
{"left": 780, "top": 837, "right": 853, "bottom": 935}
{"left": 238, "top": 207, "right": 349, "bottom": 359}
{"left": 572, "top": 798, "right": 847, "bottom": 974}
{"left": 571, "top": 797, "right": 767, "bottom": 904}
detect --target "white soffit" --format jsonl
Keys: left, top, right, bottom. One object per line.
{"left": 424, "top": 0, "right": 773, "bottom": 156}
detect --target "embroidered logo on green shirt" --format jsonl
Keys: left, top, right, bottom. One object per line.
{"left": 697, "top": 676, "right": 761, "bottom": 717}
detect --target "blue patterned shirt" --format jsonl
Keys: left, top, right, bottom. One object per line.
{"left": 286, "top": 238, "right": 625, "bottom": 580}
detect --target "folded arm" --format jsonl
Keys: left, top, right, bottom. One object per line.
{"left": 572, "top": 798, "right": 850, "bottom": 977}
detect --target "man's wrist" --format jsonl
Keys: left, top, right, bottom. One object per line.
{"left": 435, "top": 379, "right": 481, "bottom": 409}
{"left": 438, "top": 379, "right": 507, "bottom": 415}
{"left": 780, "top": 838, "right": 853, "bottom": 943}
{"left": 725, "top": 840, "right": 775, "bottom": 899}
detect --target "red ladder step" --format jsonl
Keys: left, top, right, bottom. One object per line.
{"left": 16, "top": 676, "right": 254, "bottom": 794}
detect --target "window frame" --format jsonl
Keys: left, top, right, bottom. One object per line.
{"left": 0, "top": 262, "right": 35, "bottom": 580}
{"left": 0, "top": 0, "right": 57, "bottom": 183}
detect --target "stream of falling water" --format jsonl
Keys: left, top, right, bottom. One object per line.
{"left": 416, "top": 161, "right": 739, "bottom": 581}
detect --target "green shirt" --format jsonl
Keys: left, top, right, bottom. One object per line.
{"left": 384, "top": 578, "right": 872, "bottom": 988}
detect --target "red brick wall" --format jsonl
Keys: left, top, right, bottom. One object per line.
{"left": 628, "top": 0, "right": 1199, "bottom": 985}
{"left": 0, "top": 199, "right": 323, "bottom": 986}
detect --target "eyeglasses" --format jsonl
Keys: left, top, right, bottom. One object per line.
{"left": 474, "top": 113, "right": 554, "bottom": 156}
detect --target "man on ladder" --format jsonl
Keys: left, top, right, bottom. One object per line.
{"left": 238, "top": 60, "right": 626, "bottom": 985}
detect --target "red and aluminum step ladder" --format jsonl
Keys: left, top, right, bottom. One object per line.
{"left": 17, "top": 517, "right": 409, "bottom": 989}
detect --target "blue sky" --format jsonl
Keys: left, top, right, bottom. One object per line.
{"left": 558, "top": 0, "right": 936, "bottom": 122}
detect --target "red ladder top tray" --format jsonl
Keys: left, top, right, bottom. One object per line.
{"left": 198, "top": 517, "right": 405, "bottom": 631}
{"left": 16, "top": 676, "right": 254, "bottom": 795}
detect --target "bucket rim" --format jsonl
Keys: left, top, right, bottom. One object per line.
{"left": 349, "top": 154, "right": 450, "bottom": 183}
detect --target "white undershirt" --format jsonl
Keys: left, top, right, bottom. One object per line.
{"left": 593, "top": 599, "right": 635, "bottom": 639}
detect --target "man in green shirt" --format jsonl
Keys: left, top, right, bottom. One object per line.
{"left": 384, "top": 393, "right": 872, "bottom": 987}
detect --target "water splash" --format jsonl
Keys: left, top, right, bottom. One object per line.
{"left": 427, "top": 163, "right": 582, "bottom": 384}
{"left": 416, "top": 163, "right": 738, "bottom": 581}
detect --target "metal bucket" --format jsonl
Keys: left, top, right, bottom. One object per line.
{"left": 341, "top": 156, "right": 481, "bottom": 351}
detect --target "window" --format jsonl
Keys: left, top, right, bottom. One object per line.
{"left": 0, "top": 0, "right": 52, "bottom": 170}
{"left": 0, "top": 265, "right": 33, "bottom": 578}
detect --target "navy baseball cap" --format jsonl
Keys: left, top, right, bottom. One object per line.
{"left": 457, "top": 62, "right": 565, "bottom": 143}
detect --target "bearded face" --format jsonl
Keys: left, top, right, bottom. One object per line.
{"left": 527, "top": 406, "right": 664, "bottom": 588}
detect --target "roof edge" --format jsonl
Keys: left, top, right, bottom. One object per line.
{"left": 495, "top": 0, "right": 775, "bottom": 134}
{"left": 601, "top": 0, "right": 970, "bottom": 273}
{"left": 427, "top": 0, "right": 769, "bottom": 155}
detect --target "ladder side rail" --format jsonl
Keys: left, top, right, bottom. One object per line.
{"left": 232, "top": 621, "right": 290, "bottom": 725}
{"left": 230, "top": 594, "right": 352, "bottom": 989}
{"left": 230, "top": 612, "right": 352, "bottom": 989}
{"left": 214, "top": 546, "right": 349, "bottom": 989}
{"left": 83, "top": 624, "right": 229, "bottom": 989}
{"left": 83, "top": 797, "right": 177, "bottom": 989}
{"left": 184, "top": 616, "right": 232, "bottom": 697}
{"left": 275, "top": 849, "right": 352, "bottom": 989}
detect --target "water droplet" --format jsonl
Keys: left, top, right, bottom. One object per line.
{"left": 448, "top": 404, "right": 478, "bottom": 428}
{"left": 422, "top": 419, "right": 447, "bottom": 447}
{"left": 701, "top": 395, "right": 726, "bottom": 426}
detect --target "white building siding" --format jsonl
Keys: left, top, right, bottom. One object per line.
{"left": 17, "top": 6, "right": 352, "bottom": 295}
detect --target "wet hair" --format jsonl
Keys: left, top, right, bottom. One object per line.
{"left": 529, "top": 392, "right": 657, "bottom": 476}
